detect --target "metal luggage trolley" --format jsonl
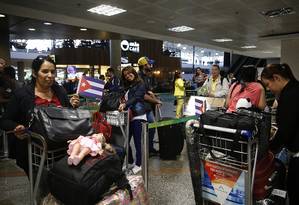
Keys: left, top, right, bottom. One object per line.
{"left": 101, "top": 111, "right": 130, "bottom": 169}
{"left": 186, "top": 119, "right": 259, "bottom": 205}
{"left": 25, "top": 131, "right": 67, "bottom": 205}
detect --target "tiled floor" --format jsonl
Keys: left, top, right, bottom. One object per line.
{"left": 0, "top": 94, "right": 197, "bottom": 205}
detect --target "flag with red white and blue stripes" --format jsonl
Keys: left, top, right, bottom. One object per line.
{"left": 195, "top": 98, "right": 206, "bottom": 116}
{"left": 77, "top": 76, "right": 105, "bottom": 99}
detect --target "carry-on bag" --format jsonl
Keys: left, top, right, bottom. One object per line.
{"left": 48, "top": 152, "right": 131, "bottom": 205}
{"left": 158, "top": 118, "right": 185, "bottom": 160}
{"left": 30, "top": 106, "right": 93, "bottom": 148}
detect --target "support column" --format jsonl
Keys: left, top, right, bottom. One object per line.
{"left": 0, "top": 16, "right": 10, "bottom": 64}
{"left": 109, "top": 40, "right": 121, "bottom": 69}
{"left": 17, "top": 61, "right": 25, "bottom": 82}
{"left": 281, "top": 39, "right": 299, "bottom": 79}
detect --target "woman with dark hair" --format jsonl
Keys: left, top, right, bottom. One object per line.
{"left": 118, "top": 66, "right": 146, "bottom": 174}
{"left": 192, "top": 67, "right": 206, "bottom": 88}
{"left": 0, "top": 55, "right": 80, "bottom": 175}
{"left": 261, "top": 63, "right": 299, "bottom": 205}
{"left": 173, "top": 71, "right": 185, "bottom": 118}
{"left": 226, "top": 65, "right": 266, "bottom": 112}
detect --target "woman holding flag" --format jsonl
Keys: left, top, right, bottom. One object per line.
{"left": 118, "top": 66, "right": 146, "bottom": 174}
{"left": 0, "top": 55, "right": 79, "bottom": 175}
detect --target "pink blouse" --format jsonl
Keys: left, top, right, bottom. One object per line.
{"left": 227, "top": 82, "right": 262, "bottom": 112}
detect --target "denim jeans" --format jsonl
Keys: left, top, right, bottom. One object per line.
{"left": 128, "top": 119, "right": 144, "bottom": 166}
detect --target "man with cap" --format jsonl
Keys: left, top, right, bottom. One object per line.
{"left": 138, "top": 56, "right": 161, "bottom": 156}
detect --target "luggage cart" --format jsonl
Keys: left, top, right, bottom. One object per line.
{"left": 101, "top": 111, "right": 130, "bottom": 170}
{"left": 186, "top": 120, "right": 259, "bottom": 205}
{"left": 25, "top": 131, "right": 67, "bottom": 205}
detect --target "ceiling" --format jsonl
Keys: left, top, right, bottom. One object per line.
{"left": 1, "top": 0, "right": 299, "bottom": 58}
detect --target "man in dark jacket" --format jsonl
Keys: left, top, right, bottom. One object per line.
{"left": 138, "top": 57, "right": 161, "bottom": 156}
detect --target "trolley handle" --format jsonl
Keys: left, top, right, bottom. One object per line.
{"left": 203, "top": 124, "right": 253, "bottom": 140}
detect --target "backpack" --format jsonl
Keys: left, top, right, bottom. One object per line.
{"left": 48, "top": 152, "right": 131, "bottom": 205}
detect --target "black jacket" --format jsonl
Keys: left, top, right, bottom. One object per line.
{"left": 270, "top": 80, "right": 299, "bottom": 153}
{"left": 125, "top": 81, "right": 146, "bottom": 117}
{"left": 0, "top": 82, "right": 71, "bottom": 174}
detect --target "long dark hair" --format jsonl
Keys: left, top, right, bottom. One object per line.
{"left": 261, "top": 63, "right": 297, "bottom": 81}
{"left": 121, "top": 66, "right": 142, "bottom": 88}
{"left": 31, "top": 55, "right": 56, "bottom": 84}
{"left": 230, "top": 65, "right": 257, "bottom": 96}
{"left": 172, "top": 71, "right": 181, "bottom": 91}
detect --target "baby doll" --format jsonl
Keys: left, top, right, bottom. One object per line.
{"left": 67, "top": 133, "right": 115, "bottom": 166}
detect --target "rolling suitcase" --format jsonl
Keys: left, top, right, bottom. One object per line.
{"left": 157, "top": 118, "right": 185, "bottom": 160}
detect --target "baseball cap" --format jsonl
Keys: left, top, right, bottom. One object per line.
{"left": 138, "top": 56, "right": 154, "bottom": 66}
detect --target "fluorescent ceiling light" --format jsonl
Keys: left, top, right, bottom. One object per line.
{"left": 241, "top": 45, "right": 256, "bottom": 49}
{"left": 0, "top": 14, "right": 5, "bottom": 18}
{"left": 177, "top": 43, "right": 181, "bottom": 47}
{"left": 168, "top": 26, "right": 194, "bottom": 32}
{"left": 28, "top": 28, "right": 36, "bottom": 31}
{"left": 262, "top": 51, "right": 273, "bottom": 54}
{"left": 213, "top": 38, "right": 233, "bottom": 42}
{"left": 183, "top": 47, "right": 187, "bottom": 50}
{"left": 87, "top": 4, "right": 126, "bottom": 16}
{"left": 80, "top": 28, "right": 87, "bottom": 31}
{"left": 44, "top": 22, "right": 52, "bottom": 25}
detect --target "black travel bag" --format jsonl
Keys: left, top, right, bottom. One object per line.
{"left": 48, "top": 152, "right": 131, "bottom": 205}
{"left": 158, "top": 118, "right": 185, "bottom": 160}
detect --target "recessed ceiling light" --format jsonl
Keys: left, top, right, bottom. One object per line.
{"left": 44, "top": 22, "right": 52, "bottom": 25}
{"left": 0, "top": 14, "right": 5, "bottom": 18}
{"left": 262, "top": 51, "right": 273, "bottom": 54}
{"left": 177, "top": 43, "right": 181, "bottom": 47}
{"left": 87, "top": 4, "right": 126, "bottom": 16}
{"left": 201, "top": 50, "right": 204, "bottom": 53}
{"left": 168, "top": 26, "right": 195, "bottom": 32}
{"left": 213, "top": 38, "right": 233, "bottom": 42}
{"left": 241, "top": 45, "right": 256, "bottom": 49}
{"left": 28, "top": 28, "right": 36, "bottom": 31}
{"left": 261, "top": 7, "right": 295, "bottom": 18}
{"left": 215, "top": 53, "right": 219, "bottom": 55}
{"left": 183, "top": 47, "right": 187, "bottom": 50}
{"left": 80, "top": 28, "right": 87, "bottom": 31}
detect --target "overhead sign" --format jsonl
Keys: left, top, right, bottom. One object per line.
{"left": 121, "top": 40, "right": 139, "bottom": 53}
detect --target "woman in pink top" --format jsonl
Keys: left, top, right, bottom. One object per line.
{"left": 226, "top": 65, "right": 266, "bottom": 112}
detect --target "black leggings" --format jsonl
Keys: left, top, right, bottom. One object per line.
{"left": 287, "top": 157, "right": 299, "bottom": 205}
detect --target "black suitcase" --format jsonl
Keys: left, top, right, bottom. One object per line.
{"left": 48, "top": 152, "right": 130, "bottom": 205}
{"left": 158, "top": 118, "right": 185, "bottom": 160}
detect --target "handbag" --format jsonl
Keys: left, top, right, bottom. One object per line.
{"left": 30, "top": 106, "right": 93, "bottom": 143}
{"left": 99, "top": 91, "right": 124, "bottom": 112}
{"left": 92, "top": 112, "right": 112, "bottom": 142}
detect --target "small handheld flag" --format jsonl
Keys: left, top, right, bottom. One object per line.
{"left": 195, "top": 99, "right": 206, "bottom": 116}
{"left": 77, "top": 76, "right": 105, "bottom": 99}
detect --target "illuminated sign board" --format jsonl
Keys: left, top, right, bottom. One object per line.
{"left": 121, "top": 40, "right": 139, "bottom": 53}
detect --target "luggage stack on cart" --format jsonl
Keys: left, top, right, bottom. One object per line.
{"left": 185, "top": 109, "right": 275, "bottom": 205}
{"left": 25, "top": 104, "right": 148, "bottom": 205}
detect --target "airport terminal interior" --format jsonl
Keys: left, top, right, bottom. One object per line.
{"left": 1, "top": 0, "right": 299, "bottom": 205}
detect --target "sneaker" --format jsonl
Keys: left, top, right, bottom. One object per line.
{"left": 131, "top": 165, "right": 142, "bottom": 174}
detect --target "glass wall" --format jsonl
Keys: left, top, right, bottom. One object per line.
{"left": 163, "top": 41, "right": 224, "bottom": 72}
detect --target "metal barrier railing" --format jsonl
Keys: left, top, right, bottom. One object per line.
{"left": 141, "top": 115, "right": 197, "bottom": 190}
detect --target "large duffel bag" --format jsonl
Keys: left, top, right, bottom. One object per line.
{"left": 48, "top": 152, "right": 131, "bottom": 205}
{"left": 30, "top": 106, "right": 94, "bottom": 148}
{"left": 158, "top": 118, "right": 185, "bottom": 160}
{"left": 200, "top": 110, "right": 257, "bottom": 131}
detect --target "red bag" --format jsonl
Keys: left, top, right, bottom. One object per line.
{"left": 92, "top": 112, "right": 112, "bottom": 142}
